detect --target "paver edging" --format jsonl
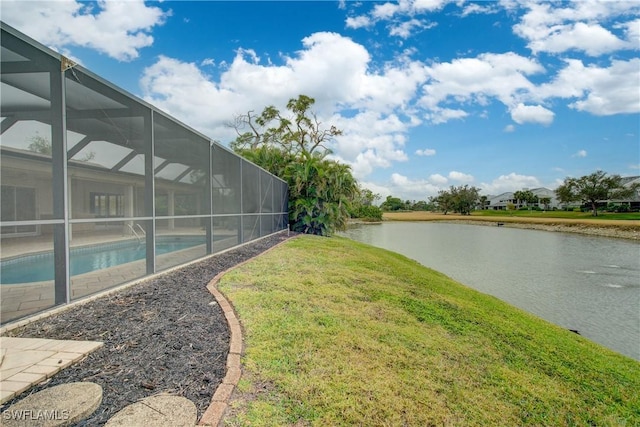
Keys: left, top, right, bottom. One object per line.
{"left": 198, "top": 234, "right": 296, "bottom": 427}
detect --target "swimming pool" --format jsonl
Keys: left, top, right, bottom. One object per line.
{"left": 0, "top": 236, "right": 206, "bottom": 284}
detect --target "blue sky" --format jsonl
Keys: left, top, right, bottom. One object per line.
{"left": 2, "top": 0, "right": 639, "bottom": 200}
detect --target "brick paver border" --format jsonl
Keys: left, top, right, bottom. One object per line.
{"left": 198, "top": 234, "right": 295, "bottom": 426}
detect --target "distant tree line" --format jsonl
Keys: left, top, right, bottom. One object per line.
{"left": 378, "top": 171, "right": 637, "bottom": 217}
{"left": 379, "top": 196, "right": 436, "bottom": 212}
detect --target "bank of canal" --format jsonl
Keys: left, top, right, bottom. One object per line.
{"left": 341, "top": 222, "right": 640, "bottom": 360}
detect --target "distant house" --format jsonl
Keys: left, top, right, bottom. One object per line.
{"left": 485, "top": 187, "right": 561, "bottom": 210}
{"left": 611, "top": 176, "right": 640, "bottom": 210}
{"left": 484, "top": 178, "right": 640, "bottom": 211}
{"left": 485, "top": 192, "right": 516, "bottom": 210}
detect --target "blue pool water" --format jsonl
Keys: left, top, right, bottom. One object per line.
{"left": 1, "top": 236, "right": 206, "bottom": 284}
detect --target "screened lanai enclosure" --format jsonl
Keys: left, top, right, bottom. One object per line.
{"left": 0, "top": 23, "right": 289, "bottom": 325}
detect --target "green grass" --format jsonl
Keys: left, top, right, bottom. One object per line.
{"left": 472, "top": 209, "right": 640, "bottom": 221}
{"left": 219, "top": 235, "right": 640, "bottom": 426}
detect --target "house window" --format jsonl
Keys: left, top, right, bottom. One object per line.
{"left": 90, "top": 192, "right": 124, "bottom": 217}
{"left": 1, "top": 185, "right": 37, "bottom": 234}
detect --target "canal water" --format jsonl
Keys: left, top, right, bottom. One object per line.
{"left": 340, "top": 222, "right": 640, "bottom": 360}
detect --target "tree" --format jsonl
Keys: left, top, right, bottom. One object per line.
{"left": 555, "top": 171, "right": 639, "bottom": 216}
{"left": 479, "top": 195, "right": 488, "bottom": 210}
{"left": 539, "top": 196, "right": 551, "bottom": 210}
{"left": 286, "top": 155, "right": 358, "bottom": 234}
{"left": 513, "top": 190, "right": 537, "bottom": 208}
{"left": 451, "top": 185, "right": 480, "bottom": 215}
{"left": 357, "top": 187, "right": 380, "bottom": 207}
{"left": 349, "top": 186, "right": 383, "bottom": 221}
{"left": 230, "top": 95, "right": 357, "bottom": 236}
{"left": 28, "top": 135, "right": 95, "bottom": 161}
{"left": 230, "top": 94, "right": 340, "bottom": 157}
{"left": 380, "top": 196, "right": 404, "bottom": 211}
{"left": 434, "top": 185, "right": 480, "bottom": 215}
{"left": 433, "top": 190, "right": 455, "bottom": 214}
{"left": 412, "top": 200, "right": 432, "bottom": 211}
{"left": 28, "top": 135, "right": 52, "bottom": 155}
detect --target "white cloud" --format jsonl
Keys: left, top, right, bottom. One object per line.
{"left": 622, "top": 18, "right": 640, "bottom": 46}
{"left": 323, "top": 111, "right": 413, "bottom": 179}
{"left": 425, "top": 108, "right": 468, "bottom": 124}
{"left": 429, "top": 173, "right": 448, "bottom": 184}
{"left": 140, "top": 55, "right": 246, "bottom": 140}
{"left": 0, "top": 0, "right": 168, "bottom": 61}
{"left": 359, "top": 181, "right": 393, "bottom": 201}
{"left": 389, "top": 173, "right": 446, "bottom": 199}
{"left": 448, "top": 171, "right": 474, "bottom": 183}
{"left": 480, "top": 173, "right": 542, "bottom": 195}
{"left": 504, "top": 124, "right": 516, "bottom": 132}
{"left": 416, "top": 148, "right": 436, "bottom": 156}
{"left": 345, "top": 15, "right": 372, "bottom": 29}
{"left": 372, "top": 169, "right": 476, "bottom": 201}
{"left": 569, "top": 60, "right": 640, "bottom": 116}
{"left": 142, "top": 32, "right": 432, "bottom": 179}
{"left": 528, "top": 22, "right": 627, "bottom": 56}
{"left": 534, "top": 59, "right": 640, "bottom": 115}
{"left": 572, "top": 150, "right": 588, "bottom": 158}
{"left": 419, "top": 52, "right": 544, "bottom": 122}
{"left": 513, "top": 1, "right": 640, "bottom": 56}
{"left": 348, "top": 0, "right": 450, "bottom": 38}
{"left": 389, "top": 19, "right": 436, "bottom": 39}
{"left": 221, "top": 32, "right": 372, "bottom": 113}
{"left": 412, "top": 0, "right": 450, "bottom": 13}
{"left": 461, "top": 3, "right": 499, "bottom": 16}
{"left": 510, "top": 103, "right": 555, "bottom": 125}
{"left": 367, "top": 0, "right": 451, "bottom": 21}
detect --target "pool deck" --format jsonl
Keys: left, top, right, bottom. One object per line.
{"left": 0, "top": 336, "right": 104, "bottom": 404}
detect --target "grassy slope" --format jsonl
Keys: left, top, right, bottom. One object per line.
{"left": 219, "top": 235, "right": 640, "bottom": 426}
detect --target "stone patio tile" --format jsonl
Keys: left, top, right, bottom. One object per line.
{"left": 0, "top": 338, "right": 103, "bottom": 405}
{"left": 36, "top": 341, "right": 85, "bottom": 352}
{"left": 23, "top": 364, "right": 62, "bottom": 377}
{"left": 1, "top": 380, "right": 31, "bottom": 395}
{"left": 57, "top": 341, "right": 103, "bottom": 354}
{"left": 0, "top": 389, "right": 14, "bottom": 402}
{"left": 53, "top": 351, "right": 87, "bottom": 362}
{"left": 1, "top": 337, "right": 51, "bottom": 350}
{"left": 4, "top": 371, "right": 46, "bottom": 384}
{"left": 0, "top": 350, "right": 56, "bottom": 381}
{"left": 35, "top": 358, "right": 70, "bottom": 368}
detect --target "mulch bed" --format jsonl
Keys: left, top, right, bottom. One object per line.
{"left": 1, "top": 232, "right": 292, "bottom": 425}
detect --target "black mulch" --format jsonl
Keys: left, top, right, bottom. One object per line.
{"left": 1, "top": 232, "right": 292, "bottom": 426}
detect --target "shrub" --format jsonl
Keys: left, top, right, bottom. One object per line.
{"left": 352, "top": 205, "right": 383, "bottom": 221}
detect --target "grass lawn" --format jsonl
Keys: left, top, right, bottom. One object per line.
{"left": 383, "top": 211, "right": 640, "bottom": 228}
{"left": 219, "top": 235, "right": 640, "bottom": 426}
{"left": 472, "top": 210, "right": 640, "bottom": 221}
